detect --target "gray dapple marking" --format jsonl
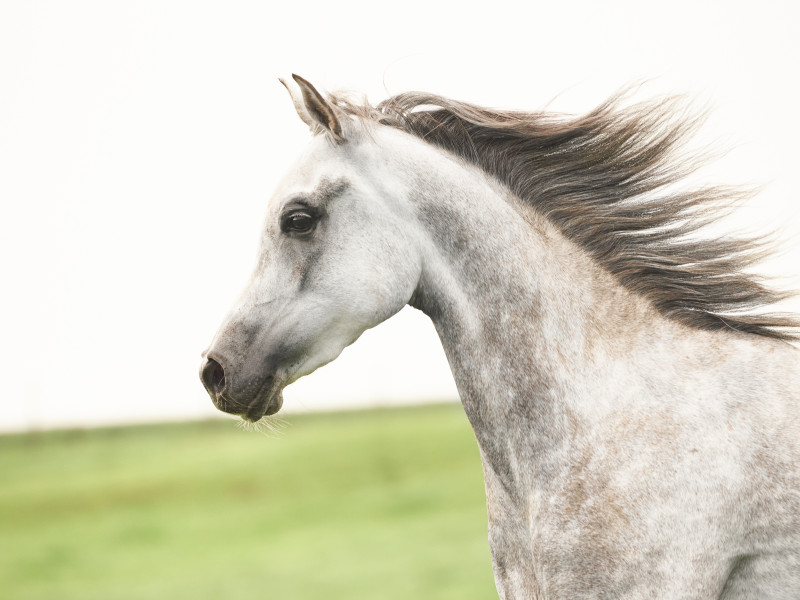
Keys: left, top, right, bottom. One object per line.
{"left": 200, "top": 75, "right": 800, "bottom": 599}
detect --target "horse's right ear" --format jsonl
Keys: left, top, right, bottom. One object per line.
{"left": 279, "top": 74, "right": 344, "bottom": 142}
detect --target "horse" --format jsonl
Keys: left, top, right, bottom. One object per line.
{"left": 200, "top": 74, "right": 800, "bottom": 599}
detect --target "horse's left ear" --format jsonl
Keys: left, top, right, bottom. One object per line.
{"left": 279, "top": 74, "right": 344, "bottom": 142}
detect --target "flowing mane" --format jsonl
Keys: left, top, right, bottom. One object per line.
{"left": 332, "top": 90, "right": 799, "bottom": 341}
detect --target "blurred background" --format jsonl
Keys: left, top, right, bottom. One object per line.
{"left": 1, "top": 1, "right": 798, "bottom": 598}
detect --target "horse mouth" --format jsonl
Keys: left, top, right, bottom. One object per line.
{"left": 211, "top": 374, "right": 285, "bottom": 422}
{"left": 242, "top": 388, "right": 284, "bottom": 422}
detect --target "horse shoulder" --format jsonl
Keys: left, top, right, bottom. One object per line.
{"left": 524, "top": 334, "right": 800, "bottom": 597}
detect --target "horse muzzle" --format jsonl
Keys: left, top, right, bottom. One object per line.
{"left": 199, "top": 355, "right": 284, "bottom": 421}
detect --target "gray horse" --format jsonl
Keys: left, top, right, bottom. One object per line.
{"left": 200, "top": 75, "right": 800, "bottom": 599}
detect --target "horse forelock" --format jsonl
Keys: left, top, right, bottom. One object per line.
{"left": 329, "top": 88, "right": 800, "bottom": 341}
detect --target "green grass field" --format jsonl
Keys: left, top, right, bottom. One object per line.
{"left": 0, "top": 403, "right": 497, "bottom": 599}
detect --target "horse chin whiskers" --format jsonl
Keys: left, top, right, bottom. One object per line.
{"left": 235, "top": 414, "right": 288, "bottom": 438}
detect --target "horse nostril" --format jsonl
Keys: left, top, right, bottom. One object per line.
{"left": 201, "top": 358, "right": 226, "bottom": 396}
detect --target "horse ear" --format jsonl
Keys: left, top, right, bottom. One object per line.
{"left": 279, "top": 77, "right": 315, "bottom": 130}
{"left": 279, "top": 74, "right": 344, "bottom": 142}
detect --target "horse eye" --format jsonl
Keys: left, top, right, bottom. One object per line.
{"left": 282, "top": 211, "right": 316, "bottom": 234}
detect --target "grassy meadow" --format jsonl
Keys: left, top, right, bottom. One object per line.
{"left": 0, "top": 403, "right": 497, "bottom": 599}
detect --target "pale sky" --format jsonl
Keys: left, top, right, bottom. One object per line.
{"left": 1, "top": 1, "right": 799, "bottom": 431}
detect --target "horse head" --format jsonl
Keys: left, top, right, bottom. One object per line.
{"left": 199, "top": 75, "right": 423, "bottom": 421}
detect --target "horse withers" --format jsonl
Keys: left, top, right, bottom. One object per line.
{"left": 200, "top": 75, "right": 800, "bottom": 599}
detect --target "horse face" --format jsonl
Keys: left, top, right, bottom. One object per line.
{"left": 200, "top": 113, "right": 422, "bottom": 421}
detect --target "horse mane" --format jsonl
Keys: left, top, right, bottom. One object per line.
{"left": 331, "top": 89, "right": 799, "bottom": 341}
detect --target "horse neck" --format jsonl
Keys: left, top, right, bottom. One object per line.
{"left": 403, "top": 146, "right": 674, "bottom": 496}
